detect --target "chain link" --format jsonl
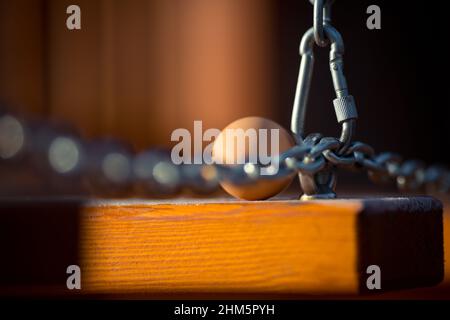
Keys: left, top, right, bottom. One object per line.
{"left": 310, "top": 0, "right": 335, "bottom": 47}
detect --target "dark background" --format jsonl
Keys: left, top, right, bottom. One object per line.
{"left": 276, "top": 0, "right": 448, "bottom": 164}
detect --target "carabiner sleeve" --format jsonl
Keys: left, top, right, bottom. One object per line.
{"left": 326, "top": 26, "right": 358, "bottom": 124}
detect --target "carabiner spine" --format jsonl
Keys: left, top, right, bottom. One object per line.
{"left": 291, "top": 28, "right": 315, "bottom": 142}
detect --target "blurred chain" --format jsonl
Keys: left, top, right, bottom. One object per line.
{"left": 0, "top": 108, "right": 449, "bottom": 198}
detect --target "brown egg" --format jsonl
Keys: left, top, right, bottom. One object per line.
{"left": 212, "top": 117, "right": 296, "bottom": 200}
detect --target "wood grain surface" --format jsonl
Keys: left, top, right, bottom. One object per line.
{"left": 0, "top": 196, "right": 444, "bottom": 298}
{"left": 81, "top": 200, "right": 362, "bottom": 295}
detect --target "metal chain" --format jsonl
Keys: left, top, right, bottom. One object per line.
{"left": 291, "top": 0, "right": 358, "bottom": 199}
{"left": 284, "top": 0, "right": 448, "bottom": 199}
{"left": 310, "top": 0, "right": 335, "bottom": 47}
{"left": 1, "top": 106, "right": 449, "bottom": 199}
{"left": 217, "top": 135, "right": 450, "bottom": 196}
{"left": 1, "top": 1, "right": 448, "bottom": 199}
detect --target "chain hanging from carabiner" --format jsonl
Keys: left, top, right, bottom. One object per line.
{"left": 291, "top": 0, "right": 358, "bottom": 200}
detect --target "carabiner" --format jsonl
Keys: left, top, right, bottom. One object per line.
{"left": 291, "top": 24, "right": 357, "bottom": 148}
{"left": 290, "top": 24, "right": 358, "bottom": 199}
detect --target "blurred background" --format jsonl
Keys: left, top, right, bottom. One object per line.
{"left": 0, "top": 0, "right": 448, "bottom": 196}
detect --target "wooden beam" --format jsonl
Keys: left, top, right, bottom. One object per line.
{"left": 0, "top": 196, "right": 443, "bottom": 297}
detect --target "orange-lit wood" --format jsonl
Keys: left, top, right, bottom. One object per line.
{"left": 0, "top": 197, "right": 444, "bottom": 297}
{"left": 75, "top": 197, "right": 443, "bottom": 296}
{"left": 443, "top": 202, "right": 450, "bottom": 284}
{"left": 80, "top": 200, "right": 361, "bottom": 295}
